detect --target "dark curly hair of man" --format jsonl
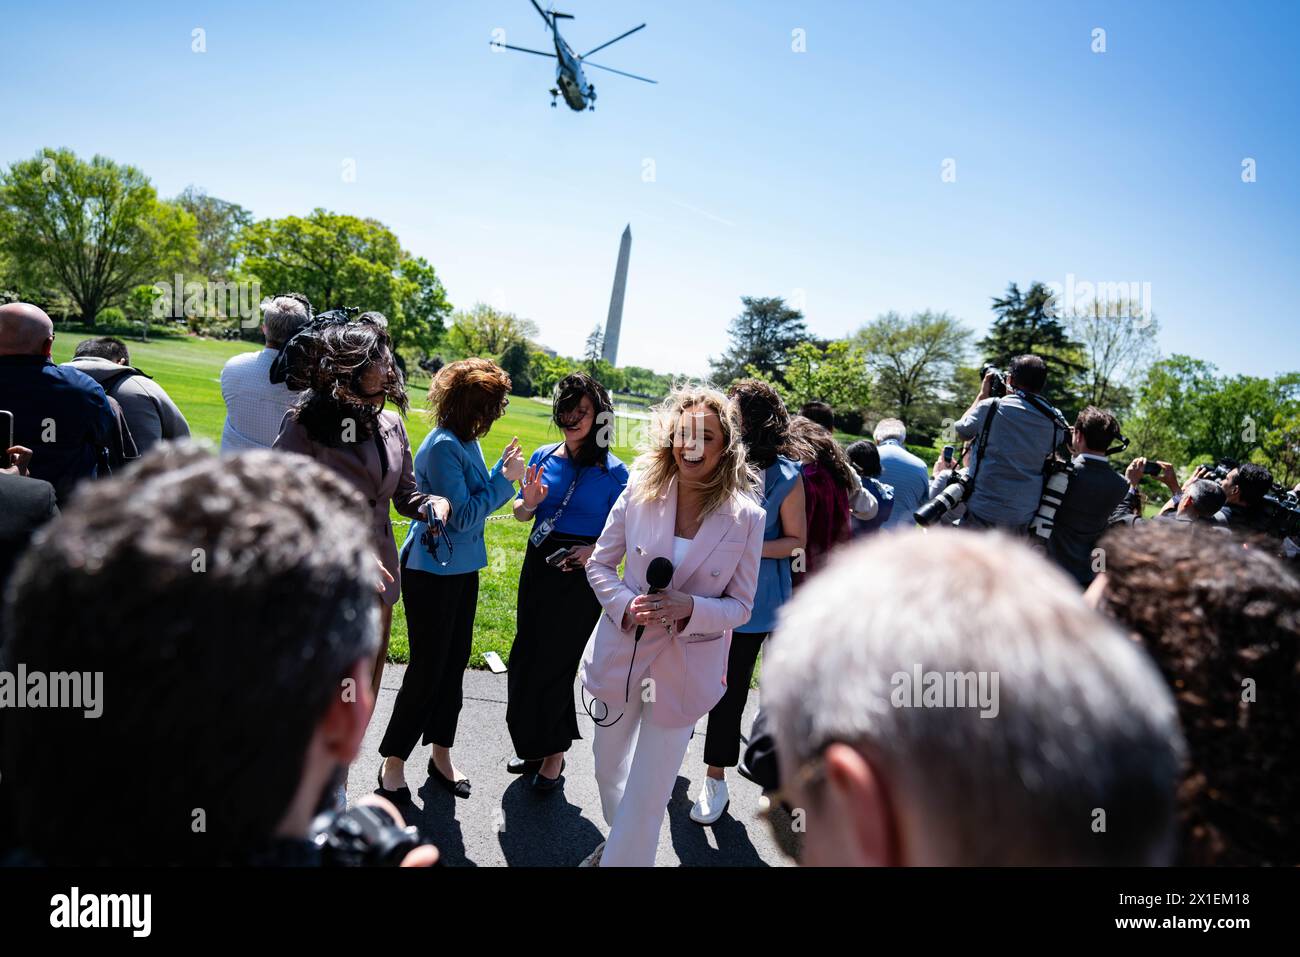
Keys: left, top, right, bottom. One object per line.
{"left": 1095, "top": 521, "right": 1300, "bottom": 865}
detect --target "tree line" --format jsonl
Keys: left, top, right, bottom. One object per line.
{"left": 3, "top": 147, "right": 1294, "bottom": 484}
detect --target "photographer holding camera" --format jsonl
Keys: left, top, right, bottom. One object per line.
{"left": 1212, "top": 463, "right": 1273, "bottom": 530}
{"left": 0, "top": 444, "right": 438, "bottom": 867}
{"left": 1042, "top": 407, "right": 1130, "bottom": 587}
{"left": 951, "top": 355, "right": 1063, "bottom": 533}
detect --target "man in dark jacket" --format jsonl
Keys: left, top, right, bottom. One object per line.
{"left": 1045, "top": 407, "right": 1130, "bottom": 587}
{"left": 0, "top": 303, "right": 116, "bottom": 506}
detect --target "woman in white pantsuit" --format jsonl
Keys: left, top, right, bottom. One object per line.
{"left": 579, "top": 385, "right": 765, "bottom": 867}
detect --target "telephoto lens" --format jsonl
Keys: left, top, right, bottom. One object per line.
{"left": 914, "top": 471, "right": 972, "bottom": 527}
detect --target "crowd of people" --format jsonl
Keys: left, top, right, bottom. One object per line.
{"left": 0, "top": 294, "right": 1296, "bottom": 868}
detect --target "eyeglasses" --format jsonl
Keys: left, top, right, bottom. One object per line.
{"left": 420, "top": 516, "right": 454, "bottom": 567}
{"left": 754, "top": 751, "right": 826, "bottom": 863}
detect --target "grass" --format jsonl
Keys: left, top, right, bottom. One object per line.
{"left": 50, "top": 329, "right": 639, "bottom": 667}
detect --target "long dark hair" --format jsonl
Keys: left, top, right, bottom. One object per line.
{"left": 790, "top": 415, "right": 856, "bottom": 492}
{"left": 285, "top": 312, "right": 408, "bottom": 447}
{"left": 727, "top": 379, "right": 804, "bottom": 471}
{"left": 553, "top": 372, "right": 614, "bottom": 468}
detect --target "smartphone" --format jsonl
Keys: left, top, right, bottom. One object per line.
{"left": 942, "top": 445, "right": 954, "bottom": 462}
{"left": 1, "top": 410, "right": 13, "bottom": 453}
{"left": 482, "top": 651, "right": 507, "bottom": 674}
{"left": 545, "top": 547, "right": 573, "bottom": 567}
{"left": 1143, "top": 461, "right": 1162, "bottom": 476}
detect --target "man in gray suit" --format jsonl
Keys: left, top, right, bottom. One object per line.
{"left": 1044, "top": 407, "right": 1130, "bottom": 587}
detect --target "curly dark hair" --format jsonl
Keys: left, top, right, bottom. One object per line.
{"left": 553, "top": 372, "right": 614, "bottom": 468}
{"left": 789, "top": 415, "right": 856, "bottom": 492}
{"left": 727, "top": 379, "right": 802, "bottom": 470}
{"left": 429, "top": 358, "right": 512, "bottom": 441}
{"left": 1096, "top": 521, "right": 1300, "bottom": 865}
{"left": 284, "top": 312, "right": 408, "bottom": 447}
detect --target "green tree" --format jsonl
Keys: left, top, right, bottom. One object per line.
{"left": 174, "top": 186, "right": 251, "bottom": 280}
{"left": 746, "top": 339, "right": 872, "bottom": 428}
{"left": 979, "top": 281, "right": 1085, "bottom": 408}
{"left": 397, "top": 255, "right": 452, "bottom": 353}
{"left": 856, "top": 310, "right": 971, "bottom": 432}
{"left": 238, "top": 209, "right": 449, "bottom": 353}
{"left": 445, "top": 302, "right": 538, "bottom": 358}
{"left": 499, "top": 340, "right": 534, "bottom": 397}
{"left": 710, "top": 296, "right": 809, "bottom": 386}
{"left": 0, "top": 148, "right": 197, "bottom": 324}
{"left": 125, "top": 283, "right": 164, "bottom": 341}
{"left": 584, "top": 324, "right": 604, "bottom": 372}
{"left": 1066, "top": 299, "right": 1160, "bottom": 413}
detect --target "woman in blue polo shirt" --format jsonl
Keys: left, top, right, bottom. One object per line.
{"left": 505, "top": 372, "right": 629, "bottom": 791}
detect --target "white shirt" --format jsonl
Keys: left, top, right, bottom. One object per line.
{"left": 219, "top": 348, "right": 301, "bottom": 453}
{"left": 672, "top": 535, "right": 691, "bottom": 568}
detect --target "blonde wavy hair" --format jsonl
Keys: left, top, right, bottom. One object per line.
{"left": 631, "top": 384, "right": 760, "bottom": 517}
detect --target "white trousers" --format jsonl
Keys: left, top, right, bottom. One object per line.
{"left": 591, "top": 690, "right": 694, "bottom": 867}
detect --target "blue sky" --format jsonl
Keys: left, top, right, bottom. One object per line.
{"left": 3, "top": 0, "right": 1297, "bottom": 380}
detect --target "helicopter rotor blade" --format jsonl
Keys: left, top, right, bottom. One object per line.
{"left": 583, "top": 60, "right": 657, "bottom": 84}
{"left": 491, "top": 41, "right": 557, "bottom": 58}
{"left": 529, "top": 0, "right": 553, "bottom": 28}
{"left": 580, "top": 23, "right": 646, "bottom": 59}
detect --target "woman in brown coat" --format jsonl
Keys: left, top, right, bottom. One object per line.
{"left": 272, "top": 310, "right": 450, "bottom": 699}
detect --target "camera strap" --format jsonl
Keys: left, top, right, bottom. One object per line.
{"left": 967, "top": 398, "right": 1000, "bottom": 486}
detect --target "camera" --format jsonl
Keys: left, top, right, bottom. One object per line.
{"left": 980, "top": 364, "right": 1008, "bottom": 398}
{"left": 309, "top": 803, "right": 422, "bottom": 867}
{"left": 915, "top": 468, "right": 974, "bottom": 527}
{"left": 1028, "top": 455, "right": 1075, "bottom": 544}
{"left": 1200, "top": 458, "right": 1237, "bottom": 483}
{"left": 1260, "top": 485, "right": 1300, "bottom": 540}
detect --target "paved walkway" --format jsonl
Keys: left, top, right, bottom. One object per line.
{"left": 347, "top": 666, "right": 790, "bottom": 867}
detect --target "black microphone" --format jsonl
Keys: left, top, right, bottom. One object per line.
{"left": 632, "top": 556, "right": 675, "bottom": 643}
{"left": 586, "top": 555, "right": 677, "bottom": 728}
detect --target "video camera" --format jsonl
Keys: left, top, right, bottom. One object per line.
{"left": 1260, "top": 484, "right": 1300, "bottom": 540}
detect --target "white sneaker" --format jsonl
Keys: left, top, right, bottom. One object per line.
{"left": 579, "top": 840, "right": 606, "bottom": 867}
{"left": 690, "top": 776, "right": 729, "bottom": 825}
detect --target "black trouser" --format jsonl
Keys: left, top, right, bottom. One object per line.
{"left": 506, "top": 536, "right": 601, "bottom": 759}
{"left": 378, "top": 567, "right": 479, "bottom": 758}
{"left": 702, "top": 630, "right": 768, "bottom": 768}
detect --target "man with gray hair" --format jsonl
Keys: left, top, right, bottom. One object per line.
{"left": 219, "top": 293, "right": 313, "bottom": 452}
{"left": 872, "top": 418, "right": 929, "bottom": 530}
{"left": 761, "top": 530, "right": 1185, "bottom": 866}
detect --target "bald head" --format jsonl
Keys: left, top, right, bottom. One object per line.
{"left": 0, "top": 303, "right": 55, "bottom": 357}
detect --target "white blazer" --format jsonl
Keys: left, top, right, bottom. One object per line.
{"left": 579, "top": 474, "right": 765, "bottom": 728}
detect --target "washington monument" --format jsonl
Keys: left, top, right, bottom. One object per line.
{"left": 601, "top": 224, "right": 632, "bottom": 365}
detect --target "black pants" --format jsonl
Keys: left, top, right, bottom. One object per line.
{"left": 378, "top": 567, "right": 479, "bottom": 758}
{"left": 506, "top": 535, "right": 601, "bottom": 759}
{"left": 702, "top": 630, "right": 768, "bottom": 768}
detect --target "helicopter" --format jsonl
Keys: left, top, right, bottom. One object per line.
{"left": 490, "top": 0, "right": 656, "bottom": 111}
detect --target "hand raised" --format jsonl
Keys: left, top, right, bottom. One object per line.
{"left": 521, "top": 462, "right": 550, "bottom": 509}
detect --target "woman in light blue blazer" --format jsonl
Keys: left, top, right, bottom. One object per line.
{"left": 377, "top": 359, "right": 525, "bottom": 800}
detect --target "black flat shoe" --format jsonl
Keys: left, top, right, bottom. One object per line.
{"left": 531, "top": 758, "right": 566, "bottom": 792}
{"left": 428, "top": 758, "right": 471, "bottom": 799}
{"left": 375, "top": 766, "right": 411, "bottom": 802}
{"left": 507, "top": 757, "right": 543, "bottom": 775}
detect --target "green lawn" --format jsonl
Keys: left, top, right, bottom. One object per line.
{"left": 50, "top": 328, "right": 639, "bottom": 667}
